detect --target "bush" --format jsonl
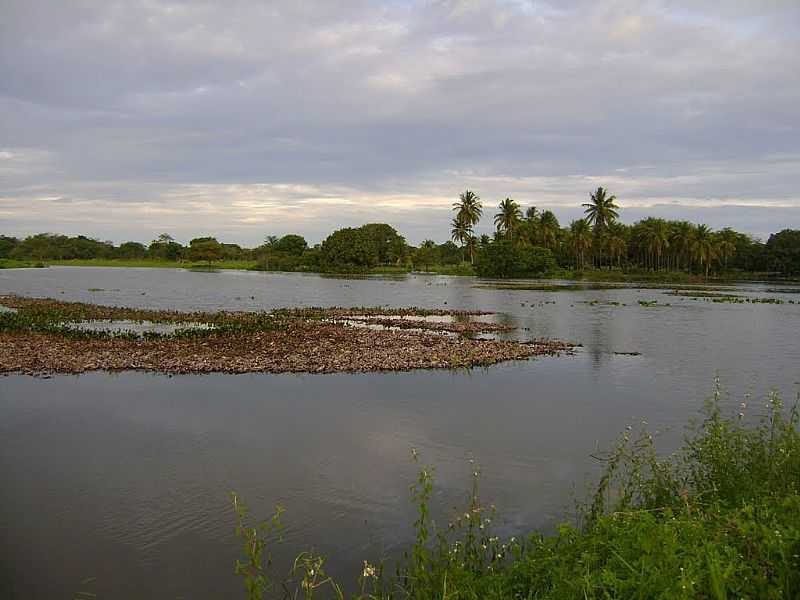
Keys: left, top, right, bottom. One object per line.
{"left": 475, "top": 241, "right": 556, "bottom": 278}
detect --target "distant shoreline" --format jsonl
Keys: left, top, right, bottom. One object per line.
{"left": 11, "top": 258, "right": 799, "bottom": 284}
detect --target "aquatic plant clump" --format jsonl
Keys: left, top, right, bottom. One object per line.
{"left": 0, "top": 296, "right": 576, "bottom": 376}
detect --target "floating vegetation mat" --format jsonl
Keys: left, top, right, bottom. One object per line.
{"left": 0, "top": 296, "right": 576, "bottom": 376}
{"left": 473, "top": 281, "right": 747, "bottom": 293}
{"left": 666, "top": 290, "right": 797, "bottom": 304}
{"left": 665, "top": 290, "right": 743, "bottom": 299}
{"left": 474, "top": 283, "right": 623, "bottom": 291}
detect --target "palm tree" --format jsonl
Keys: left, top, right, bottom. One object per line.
{"left": 450, "top": 216, "right": 470, "bottom": 262}
{"left": 453, "top": 190, "right": 482, "bottom": 229}
{"left": 569, "top": 219, "right": 592, "bottom": 270}
{"left": 606, "top": 222, "right": 628, "bottom": 268}
{"left": 494, "top": 197, "right": 522, "bottom": 240}
{"left": 582, "top": 187, "right": 619, "bottom": 267}
{"left": 669, "top": 221, "right": 695, "bottom": 272}
{"left": 464, "top": 235, "right": 477, "bottom": 263}
{"left": 647, "top": 219, "right": 670, "bottom": 271}
{"left": 539, "top": 211, "right": 560, "bottom": 250}
{"left": 452, "top": 190, "right": 482, "bottom": 263}
{"left": 692, "top": 224, "right": 718, "bottom": 277}
{"left": 716, "top": 228, "right": 738, "bottom": 269}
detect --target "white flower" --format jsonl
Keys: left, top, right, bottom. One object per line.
{"left": 362, "top": 561, "right": 376, "bottom": 579}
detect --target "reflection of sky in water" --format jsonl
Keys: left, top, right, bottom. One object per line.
{"left": 63, "top": 319, "right": 213, "bottom": 336}
{"left": 0, "top": 304, "right": 18, "bottom": 313}
{"left": 1, "top": 268, "right": 799, "bottom": 599}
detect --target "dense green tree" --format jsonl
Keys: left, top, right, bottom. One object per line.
{"left": 272, "top": 234, "right": 308, "bottom": 256}
{"left": 148, "top": 234, "right": 184, "bottom": 261}
{"left": 413, "top": 240, "right": 438, "bottom": 270}
{"left": 437, "top": 241, "right": 463, "bottom": 265}
{"left": 766, "top": 229, "right": 800, "bottom": 275}
{"left": 188, "top": 237, "right": 224, "bottom": 263}
{"left": 359, "top": 224, "right": 406, "bottom": 265}
{"left": 319, "top": 227, "right": 377, "bottom": 271}
{"left": 0, "top": 236, "right": 19, "bottom": 258}
{"left": 118, "top": 241, "right": 147, "bottom": 259}
{"left": 475, "top": 240, "right": 555, "bottom": 278}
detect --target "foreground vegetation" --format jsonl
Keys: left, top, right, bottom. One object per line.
{"left": 231, "top": 383, "right": 800, "bottom": 599}
{"left": 3, "top": 188, "right": 800, "bottom": 279}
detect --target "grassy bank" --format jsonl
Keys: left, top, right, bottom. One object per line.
{"left": 47, "top": 258, "right": 258, "bottom": 270}
{"left": 0, "top": 258, "right": 46, "bottom": 269}
{"left": 231, "top": 383, "right": 800, "bottom": 599}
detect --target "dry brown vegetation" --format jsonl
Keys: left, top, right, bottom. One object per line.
{"left": 0, "top": 296, "right": 575, "bottom": 376}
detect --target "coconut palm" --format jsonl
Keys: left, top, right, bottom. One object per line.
{"left": 606, "top": 222, "right": 628, "bottom": 268}
{"left": 539, "top": 210, "right": 560, "bottom": 250}
{"left": 452, "top": 190, "right": 482, "bottom": 263}
{"left": 692, "top": 224, "right": 718, "bottom": 277}
{"left": 453, "top": 190, "right": 483, "bottom": 229}
{"left": 583, "top": 187, "right": 619, "bottom": 266}
{"left": 464, "top": 235, "right": 477, "bottom": 263}
{"left": 494, "top": 197, "right": 522, "bottom": 240}
{"left": 716, "top": 228, "right": 738, "bottom": 269}
{"left": 669, "top": 221, "right": 695, "bottom": 271}
{"left": 569, "top": 219, "right": 592, "bottom": 270}
{"left": 451, "top": 215, "right": 471, "bottom": 254}
{"left": 647, "top": 219, "right": 671, "bottom": 271}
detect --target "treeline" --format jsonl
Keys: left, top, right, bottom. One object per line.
{"left": 0, "top": 233, "right": 254, "bottom": 263}
{"left": 3, "top": 190, "right": 799, "bottom": 277}
{"left": 450, "top": 188, "right": 800, "bottom": 277}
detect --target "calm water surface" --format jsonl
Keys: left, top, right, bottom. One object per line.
{"left": 1, "top": 267, "right": 799, "bottom": 599}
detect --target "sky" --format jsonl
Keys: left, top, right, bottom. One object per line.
{"left": 1, "top": 0, "right": 798, "bottom": 246}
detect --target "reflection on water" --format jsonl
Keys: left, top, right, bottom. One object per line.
{"left": 1, "top": 267, "right": 799, "bottom": 599}
{"left": 63, "top": 319, "right": 214, "bottom": 336}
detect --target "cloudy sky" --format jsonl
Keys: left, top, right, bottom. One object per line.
{"left": 1, "top": 0, "right": 798, "bottom": 246}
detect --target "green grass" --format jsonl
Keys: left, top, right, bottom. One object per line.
{"left": 231, "top": 382, "right": 800, "bottom": 599}
{"left": 0, "top": 258, "right": 46, "bottom": 269}
{"left": 47, "top": 258, "right": 258, "bottom": 270}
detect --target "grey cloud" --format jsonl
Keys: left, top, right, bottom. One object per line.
{"left": 0, "top": 0, "right": 798, "bottom": 243}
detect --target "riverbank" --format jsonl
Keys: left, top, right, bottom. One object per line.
{"left": 0, "top": 296, "right": 575, "bottom": 376}
{"left": 38, "top": 259, "right": 798, "bottom": 284}
{"left": 0, "top": 258, "right": 46, "bottom": 269}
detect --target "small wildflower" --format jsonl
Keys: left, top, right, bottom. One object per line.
{"left": 362, "top": 561, "right": 376, "bottom": 579}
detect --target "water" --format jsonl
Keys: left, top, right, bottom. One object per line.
{"left": 1, "top": 267, "right": 799, "bottom": 599}
{"left": 63, "top": 320, "right": 215, "bottom": 336}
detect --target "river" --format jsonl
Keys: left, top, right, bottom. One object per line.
{"left": 1, "top": 267, "right": 798, "bottom": 598}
